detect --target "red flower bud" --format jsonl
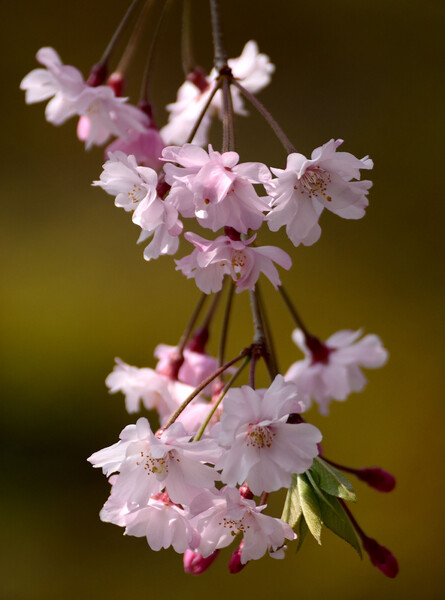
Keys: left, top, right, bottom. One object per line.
{"left": 362, "top": 537, "right": 399, "bottom": 578}
{"left": 356, "top": 467, "right": 396, "bottom": 492}
{"left": 228, "top": 542, "right": 247, "bottom": 574}
{"left": 183, "top": 549, "right": 220, "bottom": 575}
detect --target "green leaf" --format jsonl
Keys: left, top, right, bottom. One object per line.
{"left": 310, "top": 457, "right": 357, "bottom": 502}
{"left": 296, "top": 516, "right": 309, "bottom": 552}
{"left": 318, "top": 494, "right": 362, "bottom": 558}
{"left": 281, "top": 475, "right": 302, "bottom": 527}
{"left": 297, "top": 474, "right": 322, "bottom": 544}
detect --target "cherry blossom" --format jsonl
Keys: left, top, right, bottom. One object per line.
{"left": 20, "top": 47, "right": 86, "bottom": 124}
{"left": 93, "top": 151, "right": 158, "bottom": 211}
{"left": 285, "top": 329, "right": 388, "bottom": 414}
{"left": 190, "top": 487, "right": 296, "bottom": 562}
{"left": 161, "top": 41, "right": 274, "bottom": 146}
{"left": 176, "top": 232, "right": 292, "bottom": 294}
{"left": 93, "top": 152, "right": 182, "bottom": 260}
{"left": 105, "top": 358, "right": 195, "bottom": 420}
{"left": 155, "top": 343, "right": 218, "bottom": 388}
{"left": 163, "top": 144, "right": 270, "bottom": 233}
{"left": 21, "top": 47, "right": 148, "bottom": 149}
{"left": 88, "top": 417, "right": 221, "bottom": 506}
{"left": 266, "top": 139, "right": 373, "bottom": 246}
{"left": 214, "top": 376, "right": 322, "bottom": 494}
{"left": 105, "top": 125, "right": 165, "bottom": 171}
{"left": 75, "top": 86, "right": 149, "bottom": 149}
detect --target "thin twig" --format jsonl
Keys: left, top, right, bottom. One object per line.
{"left": 181, "top": 0, "right": 195, "bottom": 76}
{"left": 99, "top": 0, "right": 143, "bottom": 66}
{"left": 186, "top": 78, "right": 223, "bottom": 144}
{"left": 176, "top": 293, "right": 208, "bottom": 355}
{"left": 218, "top": 280, "right": 235, "bottom": 367}
{"left": 139, "top": 0, "right": 172, "bottom": 104}
{"left": 164, "top": 348, "right": 251, "bottom": 429}
{"left": 231, "top": 79, "right": 296, "bottom": 154}
{"left": 209, "top": 0, "right": 228, "bottom": 70}
{"left": 278, "top": 286, "right": 310, "bottom": 336}
{"left": 193, "top": 353, "right": 251, "bottom": 441}
{"left": 115, "top": 0, "right": 153, "bottom": 77}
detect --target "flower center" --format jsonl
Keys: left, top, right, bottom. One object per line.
{"left": 232, "top": 250, "right": 247, "bottom": 270}
{"left": 246, "top": 425, "right": 275, "bottom": 449}
{"left": 299, "top": 169, "right": 332, "bottom": 202}
{"left": 128, "top": 183, "right": 146, "bottom": 203}
{"left": 137, "top": 450, "right": 170, "bottom": 476}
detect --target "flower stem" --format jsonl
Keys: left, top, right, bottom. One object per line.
{"left": 181, "top": 0, "right": 195, "bottom": 76}
{"left": 231, "top": 79, "right": 296, "bottom": 154}
{"left": 222, "top": 76, "right": 236, "bottom": 152}
{"left": 115, "top": 0, "right": 154, "bottom": 78}
{"left": 193, "top": 354, "right": 251, "bottom": 441}
{"left": 249, "top": 289, "right": 277, "bottom": 380}
{"left": 186, "top": 78, "right": 222, "bottom": 144}
{"left": 278, "top": 285, "right": 310, "bottom": 337}
{"left": 99, "top": 0, "right": 143, "bottom": 68}
{"left": 177, "top": 293, "right": 208, "bottom": 355}
{"left": 218, "top": 280, "right": 235, "bottom": 367}
{"left": 209, "top": 0, "right": 228, "bottom": 70}
{"left": 255, "top": 283, "right": 279, "bottom": 376}
{"left": 139, "top": 0, "right": 172, "bottom": 106}
{"left": 164, "top": 349, "right": 251, "bottom": 429}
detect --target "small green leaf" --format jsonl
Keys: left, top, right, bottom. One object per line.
{"left": 281, "top": 475, "right": 302, "bottom": 527}
{"left": 296, "top": 516, "right": 309, "bottom": 552}
{"left": 318, "top": 494, "right": 362, "bottom": 558}
{"left": 311, "top": 457, "right": 357, "bottom": 502}
{"left": 297, "top": 474, "right": 322, "bottom": 544}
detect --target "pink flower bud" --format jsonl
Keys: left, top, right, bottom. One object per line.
{"left": 228, "top": 542, "right": 247, "bottom": 574}
{"left": 356, "top": 467, "right": 396, "bottom": 492}
{"left": 239, "top": 483, "right": 254, "bottom": 500}
{"left": 362, "top": 537, "right": 399, "bottom": 578}
{"left": 86, "top": 62, "right": 108, "bottom": 87}
{"left": 183, "top": 549, "right": 220, "bottom": 575}
{"left": 107, "top": 72, "right": 125, "bottom": 97}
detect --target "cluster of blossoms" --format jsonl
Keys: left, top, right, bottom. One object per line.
{"left": 22, "top": 0, "right": 398, "bottom": 578}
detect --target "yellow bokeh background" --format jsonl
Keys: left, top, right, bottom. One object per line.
{"left": 2, "top": 1, "right": 444, "bottom": 598}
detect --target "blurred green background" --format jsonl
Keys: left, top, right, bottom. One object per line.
{"left": 2, "top": 0, "right": 444, "bottom": 598}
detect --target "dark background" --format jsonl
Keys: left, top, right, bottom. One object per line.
{"left": 2, "top": 1, "right": 444, "bottom": 598}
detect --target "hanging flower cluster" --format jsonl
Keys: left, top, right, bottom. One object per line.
{"left": 21, "top": 0, "right": 398, "bottom": 578}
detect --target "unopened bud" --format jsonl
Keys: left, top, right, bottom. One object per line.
{"left": 86, "top": 62, "right": 108, "bottom": 87}
{"left": 183, "top": 549, "right": 219, "bottom": 575}
{"left": 186, "top": 326, "right": 209, "bottom": 353}
{"left": 239, "top": 483, "right": 254, "bottom": 500}
{"left": 228, "top": 541, "right": 247, "bottom": 574}
{"left": 107, "top": 72, "right": 125, "bottom": 97}
{"left": 356, "top": 467, "right": 396, "bottom": 492}
{"left": 362, "top": 537, "right": 399, "bottom": 578}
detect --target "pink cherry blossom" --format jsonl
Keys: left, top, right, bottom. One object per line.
{"left": 160, "top": 41, "right": 274, "bottom": 146}
{"left": 285, "top": 329, "right": 388, "bottom": 414}
{"left": 266, "top": 139, "right": 373, "bottom": 246}
{"left": 190, "top": 487, "right": 296, "bottom": 562}
{"left": 176, "top": 232, "right": 292, "bottom": 294}
{"left": 21, "top": 47, "right": 148, "bottom": 149}
{"left": 105, "top": 358, "right": 192, "bottom": 421}
{"left": 105, "top": 125, "right": 165, "bottom": 170}
{"left": 155, "top": 344, "right": 218, "bottom": 388}
{"left": 75, "top": 86, "right": 149, "bottom": 150}
{"left": 93, "top": 151, "right": 158, "bottom": 211}
{"left": 99, "top": 488, "right": 201, "bottom": 554}
{"left": 163, "top": 144, "right": 270, "bottom": 233}
{"left": 214, "top": 375, "right": 322, "bottom": 494}
{"left": 122, "top": 493, "right": 201, "bottom": 554}
{"left": 20, "top": 47, "right": 86, "bottom": 124}
{"left": 93, "top": 152, "right": 182, "bottom": 260}
{"left": 88, "top": 418, "right": 221, "bottom": 506}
